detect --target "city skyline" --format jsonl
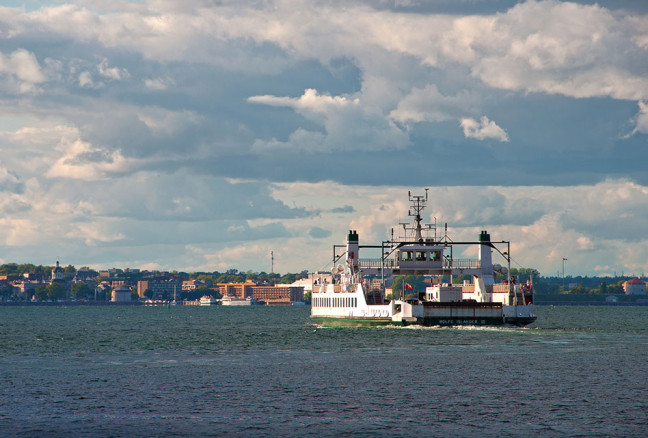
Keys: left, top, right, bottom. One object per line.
{"left": 0, "top": 1, "right": 648, "bottom": 277}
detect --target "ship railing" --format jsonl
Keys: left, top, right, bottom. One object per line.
{"left": 492, "top": 283, "right": 511, "bottom": 293}
{"left": 462, "top": 284, "right": 476, "bottom": 292}
{"left": 359, "top": 259, "right": 396, "bottom": 269}
{"left": 445, "top": 259, "right": 480, "bottom": 269}
{"left": 312, "top": 284, "right": 342, "bottom": 293}
{"left": 359, "top": 258, "right": 480, "bottom": 270}
{"left": 458, "top": 283, "right": 512, "bottom": 294}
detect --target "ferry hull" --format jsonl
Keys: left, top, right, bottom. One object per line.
{"left": 311, "top": 316, "right": 395, "bottom": 327}
{"left": 418, "top": 316, "right": 507, "bottom": 327}
{"left": 311, "top": 315, "right": 536, "bottom": 328}
{"left": 504, "top": 316, "right": 538, "bottom": 327}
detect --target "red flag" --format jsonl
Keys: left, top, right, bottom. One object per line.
{"left": 405, "top": 283, "right": 413, "bottom": 290}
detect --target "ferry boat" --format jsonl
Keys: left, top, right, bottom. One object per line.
{"left": 220, "top": 295, "right": 261, "bottom": 306}
{"left": 199, "top": 295, "right": 218, "bottom": 306}
{"left": 310, "top": 191, "right": 536, "bottom": 327}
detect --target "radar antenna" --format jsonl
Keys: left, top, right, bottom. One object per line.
{"left": 408, "top": 189, "right": 428, "bottom": 242}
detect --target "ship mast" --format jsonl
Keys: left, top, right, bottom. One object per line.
{"left": 408, "top": 189, "right": 428, "bottom": 242}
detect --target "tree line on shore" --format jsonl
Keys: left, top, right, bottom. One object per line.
{"left": 0, "top": 263, "right": 643, "bottom": 298}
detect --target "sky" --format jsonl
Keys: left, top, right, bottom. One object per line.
{"left": 0, "top": 0, "right": 647, "bottom": 277}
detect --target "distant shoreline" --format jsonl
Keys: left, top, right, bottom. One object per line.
{"left": 535, "top": 301, "right": 648, "bottom": 306}
{"left": 2, "top": 300, "right": 647, "bottom": 307}
{"left": 0, "top": 301, "right": 143, "bottom": 307}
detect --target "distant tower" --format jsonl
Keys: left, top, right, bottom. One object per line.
{"left": 51, "top": 261, "right": 64, "bottom": 282}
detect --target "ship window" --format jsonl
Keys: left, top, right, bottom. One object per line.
{"left": 402, "top": 251, "right": 413, "bottom": 261}
{"left": 416, "top": 251, "right": 426, "bottom": 261}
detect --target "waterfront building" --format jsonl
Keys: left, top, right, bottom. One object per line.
{"left": 137, "top": 279, "right": 182, "bottom": 299}
{"left": 51, "top": 261, "right": 64, "bottom": 282}
{"left": 74, "top": 269, "right": 98, "bottom": 282}
{"left": 250, "top": 285, "right": 304, "bottom": 305}
{"left": 182, "top": 280, "right": 205, "bottom": 291}
{"left": 623, "top": 278, "right": 647, "bottom": 295}
{"left": 217, "top": 282, "right": 254, "bottom": 299}
{"left": 112, "top": 285, "right": 132, "bottom": 302}
{"left": 217, "top": 282, "right": 304, "bottom": 305}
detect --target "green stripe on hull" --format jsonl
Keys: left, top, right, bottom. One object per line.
{"left": 312, "top": 316, "right": 536, "bottom": 328}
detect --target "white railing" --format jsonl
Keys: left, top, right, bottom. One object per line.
{"left": 446, "top": 259, "right": 480, "bottom": 269}
{"left": 359, "top": 259, "right": 396, "bottom": 269}
{"left": 359, "top": 258, "right": 480, "bottom": 270}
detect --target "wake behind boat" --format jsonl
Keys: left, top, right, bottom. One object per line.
{"left": 310, "top": 191, "right": 536, "bottom": 327}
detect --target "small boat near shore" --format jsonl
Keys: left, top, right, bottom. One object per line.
{"left": 310, "top": 191, "right": 536, "bottom": 327}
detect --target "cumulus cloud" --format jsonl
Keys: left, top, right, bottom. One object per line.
{"left": 0, "top": 1, "right": 647, "bottom": 274}
{"left": 0, "top": 161, "right": 24, "bottom": 194}
{"left": 97, "top": 58, "right": 128, "bottom": 80}
{"left": 0, "top": 49, "right": 46, "bottom": 93}
{"left": 390, "top": 85, "right": 479, "bottom": 124}
{"left": 143, "top": 76, "right": 174, "bottom": 90}
{"left": 78, "top": 71, "right": 95, "bottom": 88}
{"left": 460, "top": 116, "right": 509, "bottom": 142}
{"left": 46, "top": 137, "right": 130, "bottom": 180}
{"left": 67, "top": 222, "right": 126, "bottom": 246}
{"left": 628, "top": 100, "right": 648, "bottom": 136}
{"left": 250, "top": 88, "right": 408, "bottom": 152}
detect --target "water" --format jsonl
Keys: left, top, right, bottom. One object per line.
{"left": 1, "top": 305, "right": 647, "bottom": 437}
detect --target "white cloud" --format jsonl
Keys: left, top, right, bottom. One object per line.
{"left": 0, "top": 160, "right": 24, "bottom": 194}
{"left": 460, "top": 116, "right": 509, "bottom": 142}
{"left": 46, "top": 137, "right": 130, "bottom": 180}
{"left": 250, "top": 88, "right": 408, "bottom": 152}
{"left": 78, "top": 71, "right": 95, "bottom": 88}
{"left": 390, "top": 85, "right": 479, "bottom": 124}
{"left": 136, "top": 107, "right": 200, "bottom": 136}
{"left": 0, "top": 1, "right": 648, "bottom": 275}
{"left": 464, "top": 3, "right": 648, "bottom": 101}
{"left": 0, "top": 49, "right": 46, "bottom": 93}
{"left": 97, "top": 58, "right": 129, "bottom": 80}
{"left": 1, "top": 1, "right": 645, "bottom": 102}
{"left": 143, "top": 76, "right": 174, "bottom": 90}
{"left": 67, "top": 222, "right": 125, "bottom": 246}
{"left": 628, "top": 100, "right": 648, "bottom": 136}
{"left": 269, "top": 179, "right": 648, "bottom": 277}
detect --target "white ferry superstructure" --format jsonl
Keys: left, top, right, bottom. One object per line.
{"left": 310, "top": 191, "right": 536, "bottom": 327}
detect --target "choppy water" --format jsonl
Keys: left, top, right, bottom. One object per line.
{"left": 1, "top": 305, "right": 647, "bottom": 437}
